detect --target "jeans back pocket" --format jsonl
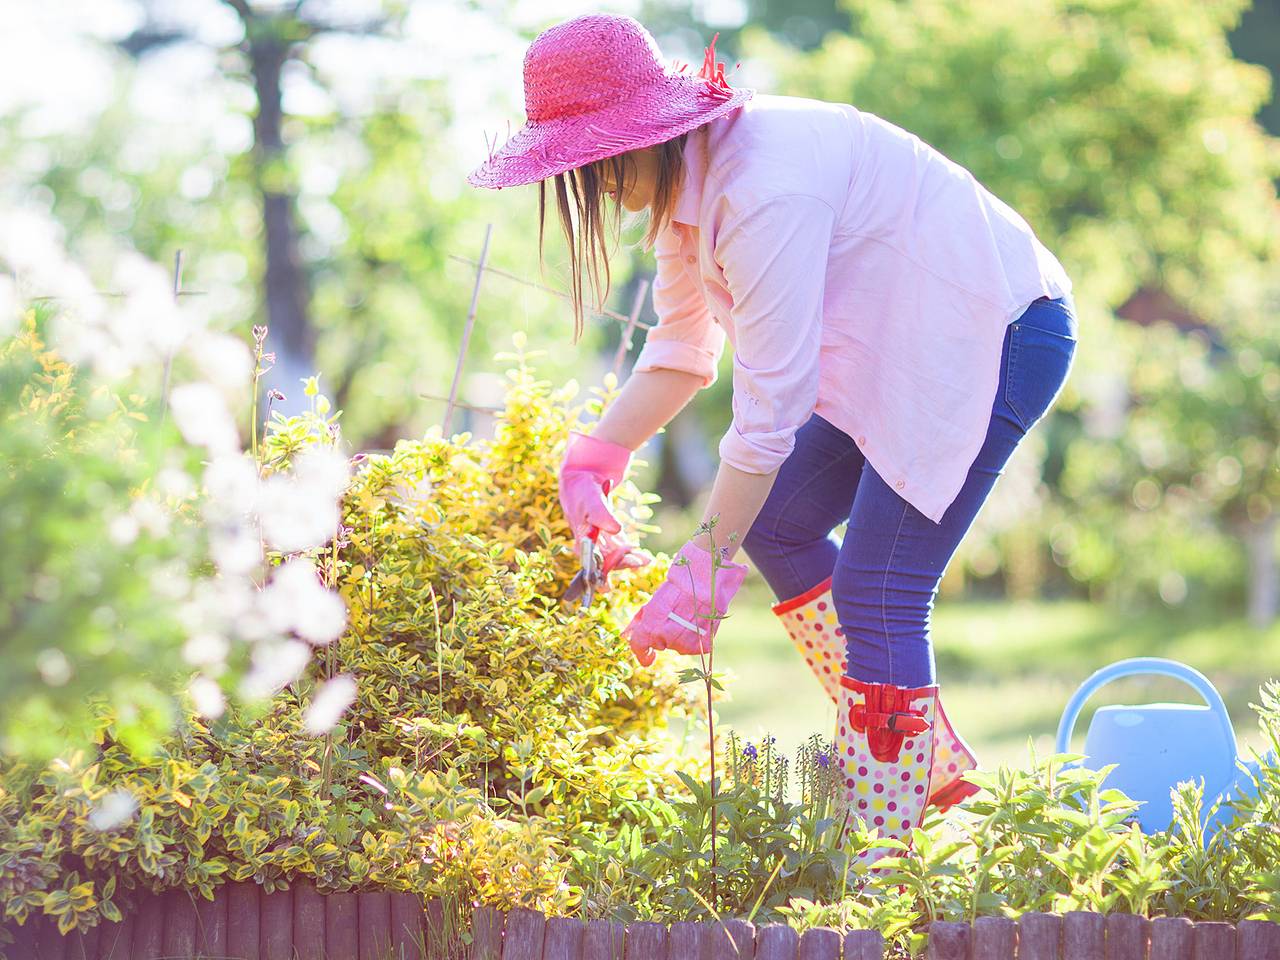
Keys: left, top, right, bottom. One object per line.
{"left": 1004, "top": 297, "right": 1078, "bottom": 432}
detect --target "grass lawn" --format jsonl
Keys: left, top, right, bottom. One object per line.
{"left": 705, "top": 582, "right": 1280, "bottom": 774}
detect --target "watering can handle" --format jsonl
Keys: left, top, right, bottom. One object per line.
{"left": 1054, "top": 657, "right": 1237, "bottom": 760}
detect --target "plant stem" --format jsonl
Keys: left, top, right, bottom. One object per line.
{"left": 706, "top": 660, "right": 717, "bottom": 908}
{"left": 701, "top": 521, "right": 720, "bottom": 910}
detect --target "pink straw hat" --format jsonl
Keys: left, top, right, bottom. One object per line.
{"left": 467, "top": 14, "right": 753, "bottom": 190}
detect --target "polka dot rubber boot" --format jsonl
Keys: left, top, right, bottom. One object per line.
{"left": 772, "top": 578, "right": 980, "bottom": 812}
{"left": 835, "top": 675, "right": 937, "bottom": 867}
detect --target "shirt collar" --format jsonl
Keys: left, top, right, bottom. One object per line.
{"left": 671, "top": 125, "right": 708, "bottom": 228}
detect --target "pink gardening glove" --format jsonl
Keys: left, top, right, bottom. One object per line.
{"left": 557, "top": 431, "right": 650, "bottom": 578}
{"left": 623, "top": 541, "right": 748, "bottom": 666}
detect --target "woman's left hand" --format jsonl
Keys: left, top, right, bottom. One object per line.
{"left": 623, "top": 541, "right": 748, "bottom": 666}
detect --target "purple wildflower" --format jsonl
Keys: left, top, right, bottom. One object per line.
{"left": 742, "top": 743, "right": 758, "bottom": 762}
{"left": 816, "top": 751, "right": 831, "bottom": 769}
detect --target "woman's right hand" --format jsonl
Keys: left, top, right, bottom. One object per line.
{"left": 557, "top": 431, "right": 649, "bottom": 578}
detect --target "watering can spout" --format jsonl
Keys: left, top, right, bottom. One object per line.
{"left": 1055, "top": 657, "right": 1253, "bottom": 836}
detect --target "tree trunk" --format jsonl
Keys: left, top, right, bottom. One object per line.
{"left": 248, "top": 25, "right": 314, "bottom": 418}
{"left": 1245, "top": 514, "right": 1278, "bottom": 629}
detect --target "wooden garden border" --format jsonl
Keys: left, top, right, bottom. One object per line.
{"left": 7, "top": 888, "right": 1280, "bottom": 960}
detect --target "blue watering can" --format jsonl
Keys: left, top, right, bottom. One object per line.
{"left": 1055, "top": 657, "right": 1265, "bottom": 836}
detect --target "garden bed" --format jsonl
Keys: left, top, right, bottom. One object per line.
{"left": 6, "top": 887, "right": 1280, "bottom": 960}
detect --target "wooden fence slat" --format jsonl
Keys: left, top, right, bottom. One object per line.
{"left": 623, "top": 921, "right": 667, "bottom": 960}
{"left": 161, "top": 888, "right": 199, "bottom": 959}
{"left": 7, "top": 919, "right": 35, "bottom": 958}
{"left": 293, "top": 882, "right": 325, "bottom": 959}
{"left": 226, "top": 882, "right": 261, "bottom": 960}
{"left": 65, "top": 921, "right": 100, "bottom": 960}
{"left": 35, "top": 884, "right": 1280, "bottom": 960}
{"left": 8, "top": 918, "right": 39, "bottom": 960}
{"left": 359, "top": 891, "right": 393, "bottom": 960}
{"left": 262, "top": 886, "right": 294, "bottom": 960}
{"left": 583, "top": 919, "right": 625, "bottom": 960}
{"left": 1192, "top": 922, "right": 1235, "bottom": 960}
{"left": 96, "top": 912, "right": 134, "bottom": 960}
{"left": 1063, "top": 911, "right": 1105, "bottom": 960}
{"left": 1238, "top": 919, "right": 1280, "bottom": 960}
{"left": 1150, "top": 917, "right": 1194, "bottom": 960}
{"left": 326, "top": 891, "right": 360, "bottom": 960}
{"left": 543, "top": 916, "right": 586, "bottom": 960}
{"left": 666, "top": 921, "right": 707, "bottom": 960}
{"left": 971, "top": 916, "right": 1016, "bottom": 960}
{"left": 797, "top": 925, "right": 839, "bottom": 960}
{"left": 842, "top": 928, "right": 886, "bottom": 960}
{"left": 1104, "top": 914, "right": 1148, "bottom": 960}
{"left": 470, "top": 906, "right": 507, "bottom": 960}
{"left": 754, "top": 923, "right": 798, "bottom": 960}
{"left": 197, "top": 885, "right": 229, "bottom": 958}
{"left": 500, "top": 907, "right": 546, "bottom": 960}
{"left": 391, "top": 892, "right": 427, "bottom": 958}
{"left": 131, "top": 894, "right": 165, "bottom": 960}
{"left": 1019, "top": 913, "right": 1062, "bottom": 960}
{"left": 426, "top": 898, "right": 465, "bottom": 960}
{"left": 709, "top": 918, "right": 754, "bottom": 960}
{"left": 33, "top": 914, "right": 66, "bottom": 960}
{"left": 927, "top": 921, "right": 969, "bottom": 960}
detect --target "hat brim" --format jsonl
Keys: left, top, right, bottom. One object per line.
{"left": 467, "top": 74, "right": 753, "bottom": 190}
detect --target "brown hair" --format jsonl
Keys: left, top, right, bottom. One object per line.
{"left": 538, "top": 133, "right": 688, "bottom": 343}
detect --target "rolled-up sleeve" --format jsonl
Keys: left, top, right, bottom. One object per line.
{"left": 632, "top": 224, "right": 725, "bottom": 387}
{"left": 716, "top": 196, "right": 835, "bottom": 474}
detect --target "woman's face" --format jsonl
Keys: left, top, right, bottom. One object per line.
{"left": 600, "top": 148, "right": 659, "bottom": 212}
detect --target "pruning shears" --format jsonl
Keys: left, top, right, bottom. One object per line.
{"left": 561, "top": 529, "right": 604, "bottom": 611}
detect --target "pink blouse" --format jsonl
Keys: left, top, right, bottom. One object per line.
{"left": 632, "top": 93, "right": 1072, "bottom": 523}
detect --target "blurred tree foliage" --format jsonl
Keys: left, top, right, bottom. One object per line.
{"left": 6, "top": 1, "right": 619, "bottom": 450}
{"left": 7, "top": 0, "right": 1280, "bottom": 616}
{"left": 748, "top": 0, "right": 1277, "bottom": 311}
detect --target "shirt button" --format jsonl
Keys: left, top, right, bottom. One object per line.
{"left": 895, "top": 479, "right": 906, "bottom": 490}
{"left": 685, "top": 255, "right": 696, "bottom": 264}
{"left": 857, "top": 435, "right": 866, "bottom": 446}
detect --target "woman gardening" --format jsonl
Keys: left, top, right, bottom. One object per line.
{"left": 468, "top": 15, "right": 1077, "bottom": 860}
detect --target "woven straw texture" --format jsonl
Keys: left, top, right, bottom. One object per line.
{"left": 467, "top": 14, "right": 753, "bottom": 189}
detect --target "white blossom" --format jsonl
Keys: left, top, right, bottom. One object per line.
{"left": 187, "top": 328, "right": 253, "bottom": 394}
{"left": 257, "top": 471, "right": 340, "bottom": 552}
{"left": 0, "top": 275, "right": 20, "bottom": 338}
{"left": 240, "top": 639, "right": 312, "bottom": 699}
{"left": 304, "top": 674, "right": 357, "bottom": 734}
{"left": 110, "top": 251, "right": 190, "bottom": 359}
{"left": 36, "top": 648, "right": 71, "bottom": 687}
{"left": 88, "top": 789, "right": 138, "bottom": 831}
{"left": 107, "top": 512, "right": 140, "bottom": 546}
{"left": 189, "top": 676, "right": 226, "bottom": 719}
{"left": 261, "top": 558, "right": 347, "bottom": 645}
{"left": 157, "top": 465, "right": 197, "bottom": 500}
{"left": 203, "top": 452, "right": 259, "bottom": 511}
{"left": 130, "top": 496, "right": 171, "bottom": 537}
{"left": 183, "top": 631, "right": 229, "bottom": 667}
{"left": 170, "top": 381, "right": 239, "bottom": 454}
{"left": 210, "top": 525, "right": 261, "bottom": 576}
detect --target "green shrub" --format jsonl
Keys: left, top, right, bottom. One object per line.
{"left": 0, "top": 309, "right": 207, "bottom": 758}
{"left": 0, "top": 335, "right": 704, "bottom": 942}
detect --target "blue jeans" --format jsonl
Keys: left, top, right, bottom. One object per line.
{"left": 742, "top": 294, "right": 1078, "bottom": 687}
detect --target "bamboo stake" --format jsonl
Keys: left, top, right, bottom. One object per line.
{"left": 443, "top": 225, "right": 492, "bottom": 436}
{"left": 418, "top": 392, "right": 502, "bottom": 415}
{"left": 446, "top": 254, "right": 654, "bottom": 330}
{"left": 158, "top": 249, "right": 184, "bottom": 428}
{"left": 610, "top": 277, "right": 650, "bottom": 381}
